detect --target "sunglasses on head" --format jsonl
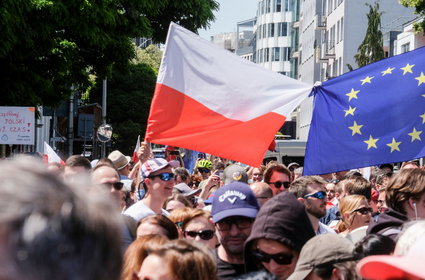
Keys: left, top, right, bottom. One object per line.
{"left": 353, "top": 207, "right": 373, "bottom": 215}
{"left": 103, "top": 182, "right": 124, "bottom": 191}
{"left": 147, "top": 172, "right": 175, "bottom": 181}
{"left": 184, "top": 230, "right": 215, "bottom": 240}
{"left": 267, "top": 181, "right": 290, "bottom": 189}
{"left": 252, "top": 250, "right": 294, "bottom": 265}
{"left": 304, "top": 190, "right": 326, "bottom": 200}
{"left": 198, "top": 168, "right": 211, "bottom": 173}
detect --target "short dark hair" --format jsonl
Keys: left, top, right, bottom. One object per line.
{"left": 341, "top": 177, "right": 372, "bottom": 201}
{"left": 174, "top": 167, "right": 190, "bottom": 182}
{"left": 65, "top": 155, "right": 91, "bottom": 170}
{"left": 138, "top": 214, "right": 178, "bottom": 240}
{"left": 354, "top": 234, "right": 395, "bottom": 258}
{"left": 263, "top": 163, "right": 291, "bottom": 183}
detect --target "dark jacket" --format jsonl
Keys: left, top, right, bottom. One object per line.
{"left": 244, "top": 192, "right": 316, "bottom": 272}
{"left": 367, "top": 208, "right": 408, "bottom": 241}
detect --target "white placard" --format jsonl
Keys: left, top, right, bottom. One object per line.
{"left": 0, "top": 107, "right": 35, "bottom": 145}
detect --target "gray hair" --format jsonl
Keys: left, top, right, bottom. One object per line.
{"left": 0, "top": 156, "right": 123, "bottom": 280}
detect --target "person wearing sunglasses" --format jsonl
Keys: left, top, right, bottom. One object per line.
{"left": 244, "top": 192, "right": 315, "bottom": 280}
{"left": 92, "top": 164, "right": 125, "bottom": 207}
{"left": 289, "top": 176, "right": 335, "bottom": 235}
{"left": 337, "top": 195, "right": 372, "bottom": 238}
{"left": 124, "top": 158, "right": 179, "bottom": 223}
{"left": 182, "top": 209, "right": 218, "bottom": 249}
{"left": 211, "top": 182, "right": 260, "bottom": 280}
{"left": 263, "top": 163, "right": 291, "bottom": 196}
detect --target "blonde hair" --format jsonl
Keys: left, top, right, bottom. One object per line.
{"left": 337, "top": 195, "right": 367, "bottom": 233}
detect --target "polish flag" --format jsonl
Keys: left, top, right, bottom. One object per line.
{"left": 145, "top": 23, "right": 313, "bottom": 167}
{"left": 132, "top": 135, "right": 140, "bottom": 163}
{"left": 43, "top": 142, "right": 64, "bottom": 165}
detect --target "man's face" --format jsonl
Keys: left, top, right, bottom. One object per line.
{"left": 303, "top": 184, "right": 327, "bottom": 219}
{"left": 198, "top": 168, "right": 211, "bottom": 180}
{"left": 377, "top": 191, "right": 387, "bottom": 213}
{"left": 325, "top": 183, "right": 336, "bottom": 201}
{"left": 255, "top": 238, "right": 299, "bottom": 280}
{"left": 215, "top": 216, "right": 254, "bottom": 256}
{"left": 268, "top": 171, "right": 290, "bottom": 196}
{"left": 146, "top": 166, "right": 175, "bottom": 199}
{"left": 91, "top": 166, "right": 123, "bottom": 204}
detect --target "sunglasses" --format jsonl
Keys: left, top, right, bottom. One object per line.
{"left": 304, "top": 190, "right": 326, "bottom": 199}
{"left": 267, "top": 181, "right": 290, "bottom": 189}
{"left": 103, "top": 182, "right": 124, "bottom": 191}
{"left": 147, "top": 172, "right": 175, "bottom": 181}
{"left": 352, "top": 207, "right": 373, "bottom": 215}
{"left": 252, "top": 250, "right": 294, "bottom": 265}
{"left": 198, "top": 168, "right": 211, "bottom": 173}
{"left": 216, "top": 217, "right": 254, "bottom": 231}
{"left": 184, "top": 230, "right": 215, "bottom": 240}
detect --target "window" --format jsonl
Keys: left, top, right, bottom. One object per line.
{"left": 266, "top": 0, "right": 271, "bottom": 13}
{"left": 284, "top": 0, "right": 290, "bottom": 11}
{"left": 272, "top": 47, "right": 280, "bottom": 61}
{"left": 340, "top": 17, "right": 344, "bottom": 41}
{"left": 276, "top": 0, "right": 281, "bottom": 12}
{"left": 263, "top": 24, "right": 267, "bottom": 39}
{"left": 277, "top": 22, "right": 288, "bottom": 36}
{"left": 401, "top": 43, "right": 410, "bottom": 53}
{"left": 264, "top": 48, "right": 270, "bottom": 62}
{"left": 268, "top": 23, "right": 275, "bottom": 37}
{"left": 283, "top": 47, "right": 291, "bottom": 61}
{"left": 336, "top": 20, "right": 340, "bottom": 43}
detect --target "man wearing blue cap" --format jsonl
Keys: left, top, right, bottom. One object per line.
{"left": 211, "top": 182, "right": 260, "bottom": 280}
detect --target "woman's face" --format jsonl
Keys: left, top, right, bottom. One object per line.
{"left": 138, "top": 254, "right": 172, "bottom": 280}
{"left": 347, "top": 199, "right": 372, "bottom": 231}
{"left": 183, "top": 216, "right": 217, "bottom": 249}
{"left": 255, "top": 239, "right": 299, "bottom": 280}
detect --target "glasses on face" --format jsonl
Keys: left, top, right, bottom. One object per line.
{"left": 267, "top": 181, "right": 290, "bottom": 189}
{"left": 252, "top": 249, "right": 294, "bottom": 265}
{"left": 216, "top": 217, "right": 254, "bottom": 231}
{"left": 353, "top": 207, "right": 373, "bottom": 215}
{"left": 184, "top": 230, "right": 215, "bottom": 240}
{"left": 198, "top": 168, "right": 211, "bottom": 173}
{"left": 352, "top": 207, "right": 373, "bottom": 215}
{"left": 103, "top": 182, "right": 124, "bottom": 191}
{"left": 147, "top": 172, "right": 175, "bottom": 181}
{"left": 304, "top": 190, "right": 326, "bottom": 200}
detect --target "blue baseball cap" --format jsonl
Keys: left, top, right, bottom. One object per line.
{"left": 211, "top": 182, "right": 259, "bottom": 223}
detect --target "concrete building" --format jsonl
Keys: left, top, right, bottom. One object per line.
{"left": 394, "top": 17, "right": 425, "bottom": 55}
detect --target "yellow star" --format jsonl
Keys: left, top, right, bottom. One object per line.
{"left": 346, "top": 88, "right": 360, "bottom": 101}
{"left": 386, "top": 138, "right": 401, "bottom": 153}
{"left": 408, "top": 127, "right": 422, "bottom": 142}
{"left": 421, "top": 112, "right": 425, "bottom": 124}
{"left": 344, "top": 106, "right": 356, "bottom": 117}
{"left": 415, "top": 72, "right": 425, "bottom": 86}
{"left": 382, "top": 67, "right": 395, "bottom": 76}
{"left": 348, "top": 121, "right": 363, "bottom": 136}
{"left": 364, "top": 135, "right": 379, "bottom": 150}
{"left": 401, "top": 63, "right": 415, "bottom": 75}
{"left": 360, "top": 76, "right": 374, "bottom": 85}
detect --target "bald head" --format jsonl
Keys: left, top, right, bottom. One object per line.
{"left": 92, "top": 165, "right": 119, "bottom": 185}
{"left": 250, "top": 182, "right": 273, "bottom": 207}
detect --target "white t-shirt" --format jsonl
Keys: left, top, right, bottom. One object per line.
{"left": 123, "top": 200, "right": 169, "bottom": 222}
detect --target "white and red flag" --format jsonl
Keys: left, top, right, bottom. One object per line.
{"left": 43, "top": 141, "right": 64, "bottom": 165}
{"left": 145, "top": 23, "right": 313, "bottom": 166}
{"left": 132, "top": 135, "right": 140, "bottom": 163}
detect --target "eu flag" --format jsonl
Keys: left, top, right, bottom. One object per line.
{"left": 304, "top": 47, "right": 425, "bottom": 175}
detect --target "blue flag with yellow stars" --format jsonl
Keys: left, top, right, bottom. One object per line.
{"left": 304, "top": 47, "right": 425, "bottom": 175}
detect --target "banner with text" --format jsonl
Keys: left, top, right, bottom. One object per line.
{"left": 0, "top": 107, "right": 35, "bottom": 145}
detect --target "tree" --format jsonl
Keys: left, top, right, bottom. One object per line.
{"left": 354, "top": 2, "right": 385, "bottom": 67}
{"left": 400, "top": 0, "right": 425, "bottom": 32}
{"left": 0, "top": 0, "right": 219, "bottom": 107}
{"left": 134, "top": 44, "right": 163, "bottom": 75}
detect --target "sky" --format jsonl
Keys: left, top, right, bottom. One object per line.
{"left": 198, "top": 0, "right": 258, "bottom": 40}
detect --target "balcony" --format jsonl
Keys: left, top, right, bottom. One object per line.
{"left": 315, "top": 40, "right": 335, "bottom": 63}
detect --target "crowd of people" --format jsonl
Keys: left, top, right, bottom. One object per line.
{"left": 1, "top": 145, "right": 425, "bottom": 280}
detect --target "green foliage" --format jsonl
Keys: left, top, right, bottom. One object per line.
{"left": 354, "top": 2, "right": 385, "bottom": 68}
{"left": 134, "top": 45, "right": 163, "bottom": 75}
{"left": 400, "top": 0, "right": 425, "bottom": 32}
{"left": 90, "top": 62, "right": 156, "bottom": 155}
{"left": 0, "top": 0, "right": 219, "bottom": 107}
